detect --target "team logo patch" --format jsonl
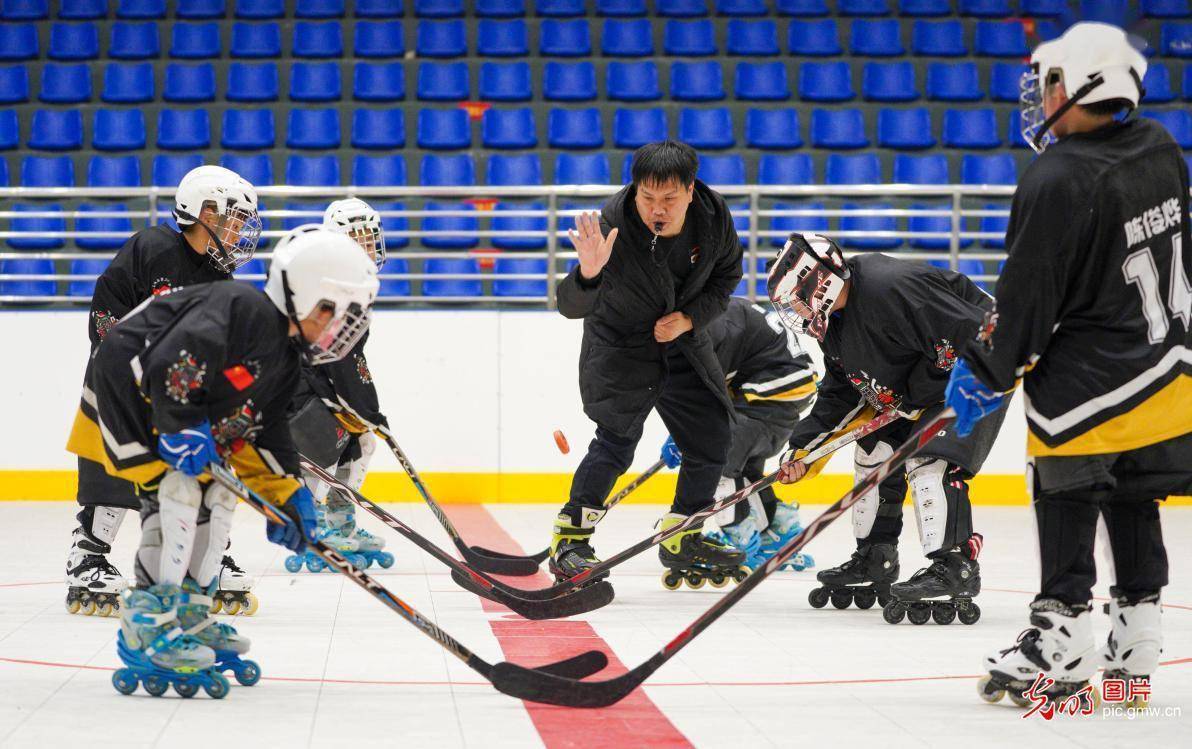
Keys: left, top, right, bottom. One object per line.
{"left": 223, "top": 363, "right": 256, "bottom": 391}
{"left": 933, "top": 340, "right": 957, "bottom": 371}
{"left": 355, "top": 353, "right": 373, "bottom": 384}
{"left": 165, "top": 350, "right": 207, "bottom": 404}
{"left": 93, "top": 310, "right": 117, "bottom": 340}
{"left": 847, "top": 370, "right": 902, "bottom": 412}
{"left": 212, "top": 400, "right": 262, "bottom": 454}
{"left": 150, "top": 277, "right": 174, "bottom": 297}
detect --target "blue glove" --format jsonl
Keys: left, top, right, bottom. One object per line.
{"left": 158, "top": 421, "right": 219, "bottom": 477}
{"left": 660, "top": 435, "right": 682, "bottom": 469}
{"left": 266, "top": 486, "right": 318, "bottom": 553}
{"left": 945, "top": 358, "right": 1006, "bottom": 438}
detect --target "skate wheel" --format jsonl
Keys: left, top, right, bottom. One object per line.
{"left": 210, "top": 598, "right": 223, "bottom": 615}
{"left": 907, "top": 603, "right": 932, "bottom": 625}
{"left": 224, "top": 600, "right": 242, "bottom": 616}
{"left": 174, "top": 680, "right": 199, "bottom": 698}
{"left": 112, "top": 668, "right": 138, "bottom": 695}
{"left": 143, "top": 674, "right": 169, "bottom": 697}
{"left": 81, "top": 600, "right": 97, "bottom": 616}
{"left": 242, "top": 593, "right": 260, "bottom": 616}
{"left": 1008, "top": 691, "right": 1031, "bottom": 708}
{"left": 708, "top": 573, "right": 728, "bottom": 588}
{"left": 97, "top": 602, "right": 114, "bottom": 618}
{"left": 235, "top": 660, "right": 261, "bottom": 687}
{"left": 853, "top": 588, "right": 877, "bottom": 610}
{"left": 877, "top": 590, "right": 892, "bottom": 607}
{"left": 66, "top": 599, "right": 81, "bottom": 615}
{"left": 306, "top": 556, "right": 325, "bottom": 573}
{"left": 807, "top": 587, "right": 830, "bottom": 609}
{"left": 931, "top": 602, "right": 957, "bottom": 625}
{"left": 882, "top": 602, "right": 906, "bottom": 624}
{"left": 284, "top": 555, "right": 303, "bottom": 573}
{"left": 661, "top": 572, "right": 682, "bottom": 590}
{"left": 377, "top": 552, "right": 395, "bottom": 569}
{"left": 731, "top": 567, "right": 749, "bottom": 584}
{"left": 684, "top": 573, "right": 705, "bottom": 590}
{"left": 958, "top": 602, "right": 981, "bottom": 625}
{"left": 204, "top": 672, "right": 230, "bottom": 699}
{"left": 351, "top": 553, "right": 368, "bottom": 569}
{"left": 976, "top": 675, "right": 1005, "bottom": 704}
{"left": 829, "top": 590, "right": 852, "bottom": 610}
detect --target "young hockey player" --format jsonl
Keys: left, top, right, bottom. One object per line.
{"left": 550, "top": 141, "right": 746, "bottom": 587}
{"left": 769, "top": 233, "right": 1004, "bottom": 625}
{"left": 66, "top": 226, "right": 379, "bottom": 698}
{"left": 66, "top": 165, "right": 260, "bottom": 617}
{"left": 284, "top": 199, "right": 393, "bottom": 573}
{"left": 947, "top": 23, "right": 1190, "bottom": 707}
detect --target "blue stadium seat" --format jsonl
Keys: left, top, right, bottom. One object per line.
{"left": 1162, "top": 23, "right": 1192, "bottom": 56}
{"left": 357, "top": 0, "right": 404, "bottom": 15}
{"left": 354, "top": 62, "right": 406, "bottom": 101}
{"left": 717, "top": 0, "right": 767, "bottom": 16}
{"left": 227, "top": 62, "right": 279, "bottom": 101}
{"left": 840, "top": 202, "right": 899, "bottom": 249}
{"left": 541, "top": 19, "right": 593, "bottom": 56}
{"left": 68, "top": 258, "right": 112, "bottom": 297}
{"left": 492, "top": 256, "right": 548, "bottom": 295}
{"left": 727, "top": 19, "right": 780, "bottom": 55}
{"left": 2, "top": 0, "right": 47, "bottom": 19}
{"left": 544, "top": 61, "right": 597, "bottom": 100}
{"left": 960, "top": 0, "right": 1013, "bottom": 15}
{"left": 377, "top": 257, "right": 411, "bottom": 297}
{"left": 799, "top": 60, "right": 853, "bottom": 101}
{"left": 735, "top": 61, "right": 790, "bottom": 100}
{"left": 223, "top": 109, "right": 276, "bottom": 149}
{"left": 810, "top": 108, "right": 868, "bottom": 148}
{"left": 354, "top": 21, "right": 405, "bottom": 57}
{"left": 659, "top": 0, "right": 710, "bottom": 16}
{"left": 0, "top": 25, "right": 37, "bottom": 61}
{"left": 297, "top": 0, "right": 345, "bottom": 17}
{"left": 478, "top": 19, "right": 528, "bottom": 56}
{"left": 422, "top": 205, "right": 478, "bottom": 251}
{"left": 678, "top": 107, "right": 733, "bottom": 148}
{"left": 352, "top": 108, "right": 405, "bottom": 149}
{"left": 110, "top": 22, "right": 160, "bottom": 59}
{"left": 153, "top": 154, "right": 202, "bottom": 186}
{"left": 839, "top": 0, "right": 890, "bottom": 14}
{"left": 602, "top": 19, "right": 654, "bottom": 55}
{"left": 943, "top": 108, "right": 1001, "bottom": 148}
{"left": 913, "top": 20, "right": 967, "bottom": 56}
{"left": 1080, "top": 0, "right": 1132, "bottom": 26}
{"left": 989, "top": 62, "right": 1028, "bottom": 101}
{"left": 1020, "top": 0, "right": 1067, "bottom": 14}
{"left": 788, "top": 19, "right": 842, "bottom": 55}
{"left": 29, "top": 110, "right": 83, "bottom": 150}
{"left": 286, "top": 155, "right": 340, "bottom": 185}
{"left": 221, "top": 153, "right": 273, "bottom": 185}
{"left": 353, "top": 154, "right": 407, "bottom": 186}
{"left": 288, "top": 108, "right": 341, "bottom": 148}
{"left": 671, "top": 61, "right": 725, "bottom": 101}
{"left": 420, "top": 153, "right": 475, "bottom": 185}
{"left": 555, "top": 152, "right": 611, "bottom": 183}
{"left": 1034, "top": 19, "right": 1064, "bottom": 41}
{"left": 974, "top": 20, "right": 1028, "bottom": 56}
{"left": 698, "top": 154, "right": 746, "bottom": 184}
{"left": 777, "top": 0, "right": 828, "bottom": 13}
{"left": 373, "top": 202, "right": 409, "bottom": 249}
{"left": 418, "top": 108, "right": 471, "bottom": 149}
{"left": 93, "top": 109, "right": 147, "bottom": 150}
{"left": 281, "top": 200, "right": 327, "bottom": 231}
{"left": 1143, "top": 63, "right": 1176, "bottom": 102}
{"left": 909, "top": 204, "right": 964, "bottom": 250}
{"left": 962, "top": 153, "right": 1017, "bottom": 184}
{"left": 608, "top": 60, "right": 661, "bottom": 100}
{"left": 877, "top": 108, "right": 935, "bottom": 148}
{"left": 1184, "top": 65, "right": 1192, "bottom": 98}
{"left": 745, "top": 108, "right": 801, "bottom": 148}
{"left": 487, "top": 153, "right": 543, "bottom": 184}
{"left": 480, "top": 61, "right": 532, "bottom": 101}
{"left": 537, "top": 0, "right": 585, "bottom": 16}
{"left": 164, "top": 63, "right": 216, "bottom": 102}
{"left": 8, "top": 204, "right": 64, "bottom": 249}
{"left": 893, "top": 153, "right": 949, "bottom": 183}
{"left": 0, "top": 258, "right": 58, "bottom": 295}
{"left": 483, "top": 107, "right": 538, "bottom": 148}
{"left": 850, "top": 19, "right": 903, "bottom": 56}
{"left": 899, "top": 0, "right": 951, "bottom": 15}
{"left": 0, "top": 111, "right": 15, "bottom": 151}
{"left": 416, "top": 0, "right": 464, "bottom": 16}
{"left": 102, "top": 62, "right": 155, "bottom": 103}
{"left": 0, "top": 65, "right": 29, "bottom": 103}
{"left": 178, "top": 0, "right": 226, "bottom": 18}
{"left": 58, "top": 0, "right": 106, "bottom": 18}
{"left": 826, "top": 153, "right": 881, "bottom": 184}
{"left": 417, "top": 19, "right": 468, "bottom": 56}
{"left": 978, "top": 206, "right": 1008, "bottom": 248}
{"left": 927, "top": 62, "right": 983, "bottom": 101}
{"left": 233, "top": 258, "right": 268, "bottom": 290}
{"left": 170, "top": 22, "right": 220, "bottom": 59}
{"left": 614, "top": 108, "right": 668, "bottom": 147}
{"left": 758, "top": 155, "right": 814, "bottom": 186}
{"left": 235, "top": 0, "right": 283, "bottom": 17}
{"left": 1143, "top": 0, "right": 1191, "bottom": 17}
{"left": 1144, "top": 109, "right": 1192, "bottom": 146}
{"left": 291, "top": 61, "right": 342, "bottom": 101}
{"left": 548, "top": 107, "right": 604, "bottom": 147}
{"left": 87, "top": 155, "right": 141, "bottom": 186}
{"left": 21, "top": 156, "right": 75, "bottom": 186}
{"left": 478, "top": 0, "right": 526, "bottom": 16}
{"left": 293, "top": 21, "right": 343, "bottom": 57}
{"left": 231, "top": 22, "right": 282, "bottom": 57}
{"left": 417, "top": 62, "right": 469, "bottom": 100}
{"left": 769, "top": 202, "right": 827, "bottom": 245}
{"left": 665, "top": 19, "right": 717, "bottom": 55}
{"left": 48, "top": 22, "right": 97, "bottom": 60}
{"left": 862, "top": 61, "right": 918, "bottom": 101}
{"left": 422, "top": 257, "right": 482, "bottom": 293}
{"left": 1007, "top": 108, "right": 1029, "bottom": 148}
{"left": 38, "top": 63, "right": 89, "bottom": 103}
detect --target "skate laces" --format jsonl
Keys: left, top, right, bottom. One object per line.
{"left": 997, "top": 628, "right": 1042, "bottom": 658}
{"left": 71, "top": 554, "right": 121, "bottom": 580}
{"left": 221, "top": 556, "right": 244, "bottom": 574}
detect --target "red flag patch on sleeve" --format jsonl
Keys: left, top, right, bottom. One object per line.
{"left": 223, "top": 364, "right": 255, "bottom": 391}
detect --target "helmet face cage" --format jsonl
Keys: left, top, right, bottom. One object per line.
{"left": 345, "top": 219, "right": 386, "bottom": 271}
{"left": 767, "top": 235, "right": 848, "bottom": 342}
{"left": 203, "top": 202, "right": 262, "bottom": 274}
{"left": 1019, "top": 65, "right": 1052, "bottom": 154}
{"left": 308, "top": 301, "right": 371, "bottom": 366}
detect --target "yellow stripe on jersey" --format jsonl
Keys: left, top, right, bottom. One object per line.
{"left": 66, "top": 406, "right": 167, "bottom": 486}
{"left": 228, "top": 443, "right": 303, "bottom": 507}
{"left": 1028, "top": 373, "right": 1192, "bottom": 457}
{"left": 743, "top": 380, "right": 818, "bottom": 403}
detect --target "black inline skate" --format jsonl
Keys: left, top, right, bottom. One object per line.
{"left": 548, "top": 506, "right": 610, "bottom": 583}
{"left": 883, "top": 544, "right": 981, "bottom": 625}
{"left": 657, "top": 513, "right": 748, "bottom": 590}
{"left": 807, "top": 542, "right": 899, "bottom": 610}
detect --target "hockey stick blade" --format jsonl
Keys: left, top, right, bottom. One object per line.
{"left": 458, "top": 542, "right": 545, "bottom": 576}
{"left": 532, "top": 650, "right": 611, "bottom": 680}
{"left": 451, "top": 568, "right": 616, "bottom": 620}
{"left": 469, "top": 544, "right": 550, "bottom": 564}
{"left": 491, "top": 654, "right": 666, "bottom": 708}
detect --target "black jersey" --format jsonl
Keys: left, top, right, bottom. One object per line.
{"left": 88, "top": 225, "right": 229, "bottom": 348}
{"left": 68, "top": 282, "right": 302, "bottom": 505}
{"left": 291, "top": 330, "right": 387, "bottom": 432}
{"left": 788, "top": 253, "right": 993, "bottom": 452}
{"left": 708, "top": 297, "right": 817, "bottom": 408}
{"left": 965, "top": 119, "right": 1192, "bottom": 457}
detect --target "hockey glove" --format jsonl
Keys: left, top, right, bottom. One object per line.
{"left": 158, "top": 421, "right": 219, "bottom": 477}
{"left": 945, "top": 358, "right": 1005, "bottom": 438}
{"left": 266, "top": 486, "right": 318, "bottom": 553}
{"left": 660, "top": 435, "right": 682, "bottom": 469}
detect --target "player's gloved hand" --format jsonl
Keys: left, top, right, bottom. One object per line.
{"left": 945, "top": 358, "right": 1006, "bottom": 438}
{"left": 660, "top": 435, "right": 682, "bottom": 469}
{"left": 266, "top": 486, "right": 318, "bottom": 552}
{"left": 777, "top": 448, "right": 809, "bottom": 484}
{"left": 158, "top": 421, "right": 219, "bottom": 477}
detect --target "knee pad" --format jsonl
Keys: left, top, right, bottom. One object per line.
{"left": 712, "top": 476, "right": 745, "bottom": 527}
{"left": 154, "top": 470, "right": 202, "bottom": 587}
{"left": 189, "top": 483, "right": 237, "bottom": 588}
{"left": 907, "top": 457, "right": 949, "bottom": 556}
{"left": 301, "top": 463, "right": 337, "bottom": 503}
{"left": 345, "top": 432, "right": 376, "bottom": 491}
{"left": 1103, "top": 594, "right": 1163, "bottom": 677}
{"left": 852, "top": 441, "right": 894, "bottom": 540}
{"left": 74, "top": 504, "right": 128, "bottom": 551}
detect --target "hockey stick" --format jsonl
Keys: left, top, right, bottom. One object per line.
{"left": 299, "top": 457, "right": 615, "bottom": 619}
{"left": 206, "top": 463, "right": 610, "bottom": 685}
{"left": 487, "top": 410, "right": 956, "bottom": 707}
{"left": 457, "top": 409, "right": 902, "bottom": 601}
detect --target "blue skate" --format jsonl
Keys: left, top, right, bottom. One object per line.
{"left": 179, "top": 580, "right": 261, "bottom": 687}
{"left": 758, "top": 501, "right": 815, "bottom": 571}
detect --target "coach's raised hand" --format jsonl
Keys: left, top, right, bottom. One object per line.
{"left": 569, "top": 211, "right": 618, "bottom": 281}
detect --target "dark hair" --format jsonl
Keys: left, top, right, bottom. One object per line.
{"left": 1078, "top": 98, "right": 1133, "bottom": 117}
{"left": 631, "top": 140, "right": 699, "bottom": 188}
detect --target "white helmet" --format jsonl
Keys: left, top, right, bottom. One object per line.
{"left": 323, "top": 198, "right": 386, "bottom": 271}
{"left": 1021, "top": 22, "right": 1148, "bottom": 153}
{"left": 767, "top": 232, "right": 850, "bottom": 342}
{"left": 265, "top": 225, "right": 380, "bottom": 366}
{"left": 174, "top": 165, "right": 262, "bottom": 273}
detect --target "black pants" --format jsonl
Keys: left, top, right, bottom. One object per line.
{"left": 724, "top": 399, "right": 799, "bottom": 526}
{"left": 77, "top": 455, "right": 141, "bottom": 511}
{"left": 566, "top": 347, "right": 730, "bottom": 518}
{"left": 1032, "top": 431, "right": 1190, "bottom": 606}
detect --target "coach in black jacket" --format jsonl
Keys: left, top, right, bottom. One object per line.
{"left": 548, "top": 141, "right": 744, "bottom": 578}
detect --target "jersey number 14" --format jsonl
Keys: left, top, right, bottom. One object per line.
{"left": 1123, "top": 234, "right": 1192, "bottom": 345}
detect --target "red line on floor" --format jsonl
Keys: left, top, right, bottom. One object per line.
{"left": 443, "top": 504, "right": 693, "bottom": 749}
